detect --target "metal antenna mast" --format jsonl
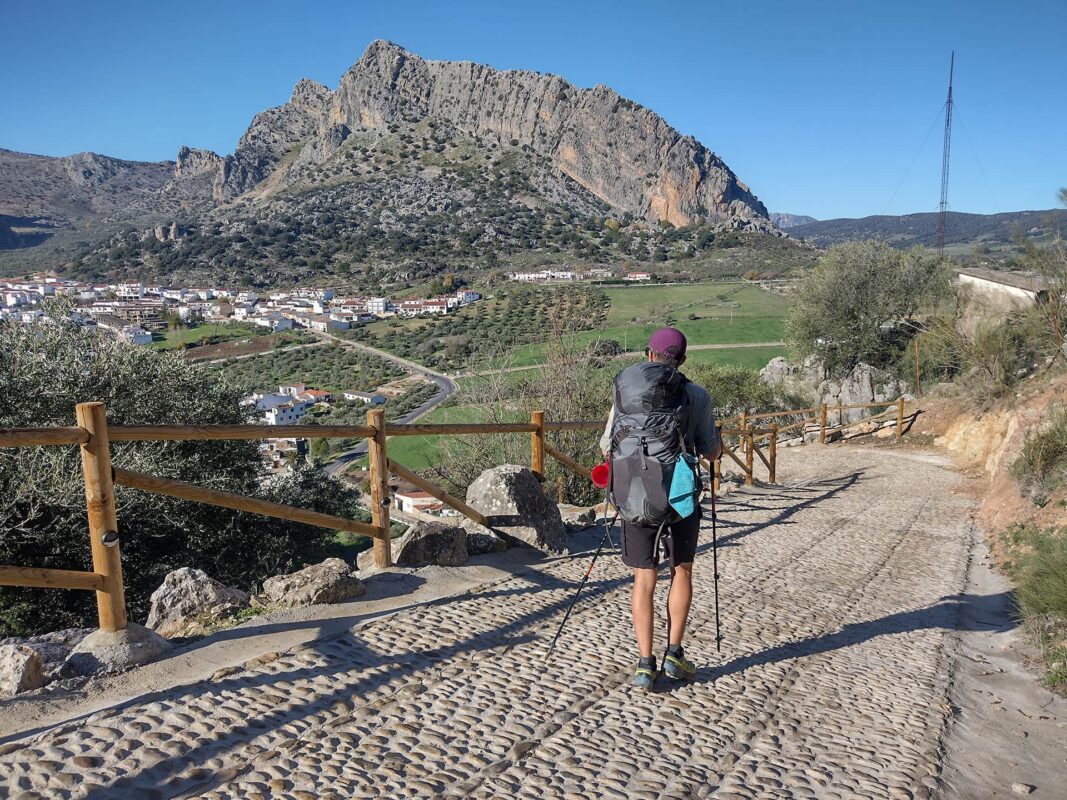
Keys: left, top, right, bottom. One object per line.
{"left": 936, "top": 52, "right": 955, "bottom": 256}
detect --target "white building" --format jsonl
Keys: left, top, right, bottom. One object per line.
{"left": 119, "top": 326, "right": 153, "bottom": 345}
{"left": 342, "top": 390, "right": 386, "bottom": 405}
{"left": 252, "top": 313, "right": 293, "bottom": 333}
{"left": 626, "top": 272, "right": 652, "bottom": 282}
{"left": 455, "top": 289, "right": 481, "bottom": 304}
{"left": 265, "top": 402, "right": 307, "bottom": 426}
{"left": 366, "top": 297, "right": 391, "bottom": 315}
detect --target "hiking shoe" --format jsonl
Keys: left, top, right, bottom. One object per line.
{"left": 662, "top": 647, "right": 696, "bottom": 680}
{"left": 633, "top": 657, "right": 657, "bottom": 691}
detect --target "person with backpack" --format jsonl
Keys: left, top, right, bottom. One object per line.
{"left": 599, "top": 327, "right": 721, "bottom": 690}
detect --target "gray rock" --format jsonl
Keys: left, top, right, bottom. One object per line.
{"left": 462, "top": 521, "right": 511, "bottom": 555}
{"left": 393, "top": 521, "right": 468, "bottom": 567}
{"left": 358, "top": 522, "right": 469, "bottom": 570}
{"left": 1011, "top": 784, "right": 1035, "bottom": 795}
{"left": 146, "top": 567, "right": 251, "bottom": 639}
{"left": 558, "top": 505, "right": 597, "bottom": 530}
{"left": 256, "top": 558, "right": 365, "bottom": 608}
{"left": 465, "top": 465, "right": 568, "bottom": 553}
{"left": 64, "top": 624, "right": 172, "bottom": 677}
{"left": 0, "top": 644, "right": 45, "bottom": 697}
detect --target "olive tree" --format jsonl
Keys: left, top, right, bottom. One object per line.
{"left": 0, "top": 320, "right": 362, "bottom": 637}
{"left": 786, "top": 240, "right": 952, "bottom": 377}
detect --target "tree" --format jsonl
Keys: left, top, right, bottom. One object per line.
{"left": 0, "top": 321, "right": 363, "bottom": 637}
{"left": 786, "top": 240, "right": 952, "bottom": 376}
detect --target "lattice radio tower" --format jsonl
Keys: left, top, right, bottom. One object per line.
{"left": 936, "top": 52, "right": 955, "bottom": 256}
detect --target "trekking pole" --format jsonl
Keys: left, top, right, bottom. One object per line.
{"left": 544, "top": 511, "right": 617, "bottom": 660}
{"left": 711, "top": 486, "right": 723, "bottom": 652}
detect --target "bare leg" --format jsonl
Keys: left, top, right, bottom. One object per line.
{"left": 631, "top": 568, "right": 657, "bottom": 657}
{"left": 667, "top": 561, "right": 694, "bottom": 646}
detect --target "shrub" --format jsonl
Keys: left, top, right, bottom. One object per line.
{"left": 1012, "top": 406, "right": 1067, "bottom": 502}
{"left": 1001, "top": 523, "right": 1067, "bottom": 690}
{"left": 0, "top": 321, "right": 362, "bottom": 637}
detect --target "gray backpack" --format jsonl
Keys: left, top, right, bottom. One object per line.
{"left": 608, "top": 362, "right": 691, "bottom": 527}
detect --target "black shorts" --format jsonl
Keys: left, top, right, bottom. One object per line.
{"left": 621, "top": 509, "right": 700, "bottom": 569}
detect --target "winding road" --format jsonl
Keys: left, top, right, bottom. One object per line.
{"left": 308, "top": 332, "right": 457, "bottom": 476}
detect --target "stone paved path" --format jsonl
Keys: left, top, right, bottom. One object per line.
{"left": 0, "top": 447, "right": 977, "bottom": 799}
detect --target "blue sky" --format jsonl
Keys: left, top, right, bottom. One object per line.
{"left": 1, "top": 0, "right": 1063, "bottom": 219}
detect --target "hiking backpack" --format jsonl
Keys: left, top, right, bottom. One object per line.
{"left": 608, "top": 362, "right": 695, "bottom": 527}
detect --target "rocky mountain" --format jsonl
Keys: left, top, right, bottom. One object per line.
{"left": 1, "top": 40, "right": 779, "bottom": 284}
{"left": 770, "top": 212, "right": 817, "bottom": 228}
{"left": 788, "top": 209, "right": 1067, "bottom": 254}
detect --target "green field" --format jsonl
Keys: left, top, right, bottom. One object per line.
{"left": 502, "top": 282, "right": 787, "bottom": 367}
{"left": 151, "top": 322, "right": 261, "bottom": 350}
{"left": 386, "top": 404, "right": 500, "bottom": 471}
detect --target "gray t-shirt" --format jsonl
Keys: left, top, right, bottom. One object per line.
{"left": 599, "top": 378, "right": 719, "bottom": 456}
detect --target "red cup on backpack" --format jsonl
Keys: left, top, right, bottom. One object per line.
{"left": 591, "top": 461, "right": 610, "bottom": 489}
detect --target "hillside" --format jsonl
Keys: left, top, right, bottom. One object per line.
{"left": 770, "top": 212, "right": 817, "bottom": 228}
{"left": 0, "top": 40, "right": 787, "bottom": 286}
{"left": 788, "top": 208, "right": 1067, "bottom": 256}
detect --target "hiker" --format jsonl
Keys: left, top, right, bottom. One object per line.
{"left": 600, "top": 327, "right": 721, "bottom": 690}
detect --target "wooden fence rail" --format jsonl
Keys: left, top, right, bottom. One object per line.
{"left": 0, "top": 395, "right": 913, "bottom": 636}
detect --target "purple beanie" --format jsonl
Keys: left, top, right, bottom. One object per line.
{"left": 648, "top": 327, "right": 687, "bottom": 359}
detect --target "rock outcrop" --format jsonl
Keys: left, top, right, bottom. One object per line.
{"left": 760, "top": 356, "right": 903, "bottom": 424}
{"left": 255, "top": 558, "right": 366, "bottom": 608}
{"left": 146, "top": 567, "right": 251, "bottom": 639}
{"left": 186, "top": 41, "right": 770, "bottom": 229}
{"left": 465, "top": 465, "right": 568, "bottom": 553}
{"left": 65, "top": 624, "right": 172, "bottom": 676}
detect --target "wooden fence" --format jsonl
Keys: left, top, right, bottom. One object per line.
{"left": 0, "top": 397, "right": 913, "bottom": 635}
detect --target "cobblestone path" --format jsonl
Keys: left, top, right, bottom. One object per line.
{"left": 0, "top": 447, "right": 976, "bottom": 799}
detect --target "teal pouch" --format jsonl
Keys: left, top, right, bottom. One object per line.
{"left": 668, "top": 453, "right": 699, "bottom": 518}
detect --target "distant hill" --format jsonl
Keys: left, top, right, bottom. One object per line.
{"left": 0, "top": 40, "right": 786, "bottom": 285}
{"left": 788, "top": 209, "right": 1067, "bottom": 254}
{"left": 770, "top": 212, "right": 817, "bottom": 229}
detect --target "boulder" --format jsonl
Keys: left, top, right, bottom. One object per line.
{"left": 256, "top": 558, "right": 365, "bottom": 608}
{"left": 465, "top": 465, "right": 568, "bottom": 553}
{"left": 394, "top": 521, "right": 467, "bottom": 567}
{"left": 0, "top": 644, "right": 44, "bottom": 697}
{"left": 146, "top": 568, "right": 251, "bottom": 639}
{"left": 461, "top": 521, "right": 510, "bottom": 555}
{"left": 65, "top": 624, "right": 172, "bottom": 677}
{"left": 358, "top": 522, "right": 468, "bottom": 570}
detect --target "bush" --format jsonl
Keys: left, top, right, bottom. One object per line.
{"left": 0, "top": 321, "right": 363, "bottom": 637}
{"left": 684, "top": 362, "right": 811, "bottom": 419}
{"left": 1001, "top": 523, "right": 1067, "bottom": 690}
{"left": 1012, "top": 406, "right": 1067, "bottom": 503}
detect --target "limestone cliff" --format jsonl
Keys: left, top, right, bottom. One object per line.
{"left": 203, "top": 40, "right": 770, "bottom": 229}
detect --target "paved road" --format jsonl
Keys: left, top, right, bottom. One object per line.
{"left": 0, "top": 446, "right": 982, "bottom": 798}
{"left": 311, "top": 332, "right": 456, "bottom": 476}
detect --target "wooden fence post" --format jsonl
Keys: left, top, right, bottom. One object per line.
{"left": 75, "top": 402, "right": 127, "bottom": 632}
{"left": 819, "top": 403, "right": 828, "bottom": 444}
{"left": 530, "top": 410, "right": 545, "bottom": 481}
{"left": 366, "top": 408, "right": 392, "bottom": 568}
{"left": 896, "top": 396, "right": 905, "bottom": 440}
{"left": 738, "top": 412, "right": 747, "bottom": 453}
{"left": 744, "top": 427, "right": 754, "bottom": 486}
{"left": 769, "top": 423, "right": 778, "bottom": 483}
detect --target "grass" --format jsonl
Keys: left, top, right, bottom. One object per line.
{"left": 151, "top": 322, "right": 261, "bottom": 351}
{"left": 683, "top": 345, "right": 789, "bottom": 370}
{"left": 1002, "top": 523, "right": 1067, "bottom": 691}
{"left": 386, "top": 404, "right": 498, "bottom": 471}
{"left": 500, "top": 282, "right": 788, "bottom": 367}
